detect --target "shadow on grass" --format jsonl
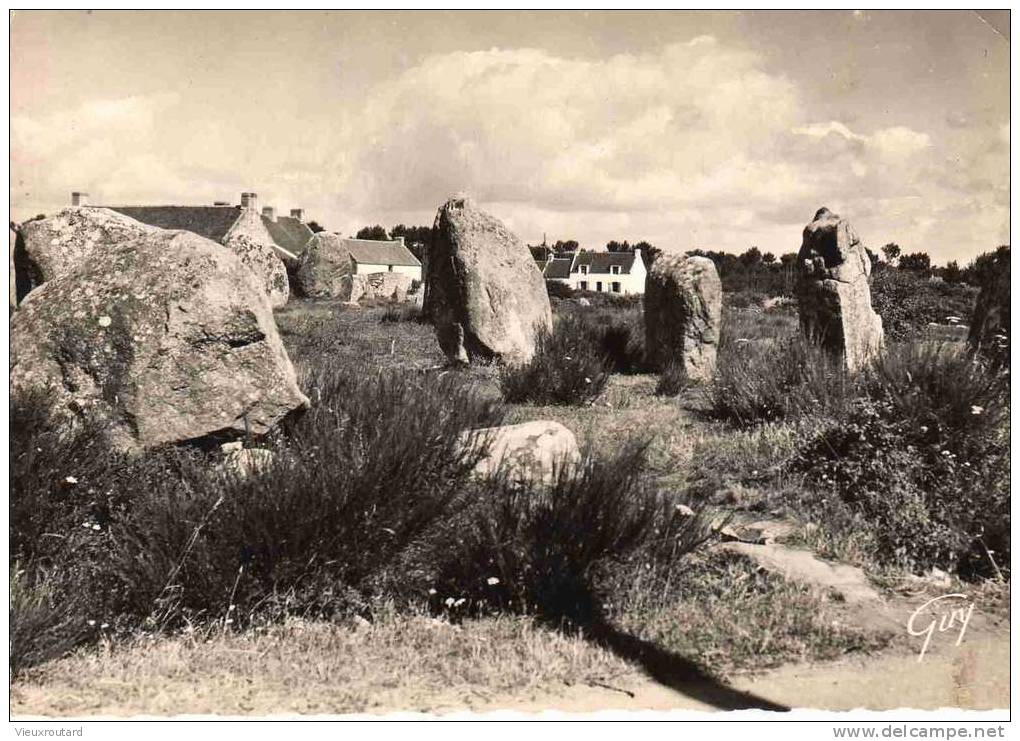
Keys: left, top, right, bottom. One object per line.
{"left": 582, "top": 619, "right": 790, "bottom": 712}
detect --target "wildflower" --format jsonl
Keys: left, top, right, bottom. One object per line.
{"left": 91, "top": 524, "right": 101, "bottom": 531}
{"left": 584, "top": 377, "right": 592, "bottom": 384}
{"left": 100, "top": 623, "right": 109, "bottom": 630}
{"left": 564, "top": 355, "right": 572, "bottom": 361}
{"left": 64, "top": 476, "right": 78, "bottom": 485}
{"left": 228, "top": 604, "right": 236, "bottom": 612}
{"left": 454, "top": 598, "right": 466, "bottom": 607}
{"left": 486, "top": 577, "right": 500, "bottom": 586}
{"left": 87, "top": 620, "right": 96, "bottom": 627}
{"left": 81, "top": 521, "right": 91, "bottom": 529}
{"left": 225, "top": 618, "right": 234, "bottom": 625}
{"left": 920, "top": 426, "right": 928, "bottom": 433}
{"left": 971, "top": 405, "right": 984, "bottom": 416}
{"left": 428, "top": 588, "right": 437, "bottom": 595}
{"left": 97, "top": 315, "right": 112, "bottom": 328}
{"left": 444, "top": 597, "right": 455, "bottom": 607}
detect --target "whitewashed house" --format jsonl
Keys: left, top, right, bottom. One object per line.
{"left": 541, "top": 249, "right": 646, "bottom": 295}
{"left": 341, "top": 237, "right": 422, "bottom": 282}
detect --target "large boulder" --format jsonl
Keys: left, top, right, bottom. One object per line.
{"left": 644, "top": 254, "right": 722, "bottom": 381}
{"left": 10, "top": 227, "right": 309, "bottom": 452}
{"left": 968, "top": 248, "right": 1010, "bottom": 370}
{"left": 462, "top": 421, "right": 581, "bottom": 485}
{"left": 292, "top": 232, "right": 352, "bottom": 298}
{"left": 14, "top": 208, "right": 155, "bottom": 300}
{"left": 427, "top": 196, "right": 552, "bottom": 364}
{"left": 223, "top": 233, "right": 290, "bottom": 309}
{"left": 796, "top": 208, "right": 884, "bottom": 371}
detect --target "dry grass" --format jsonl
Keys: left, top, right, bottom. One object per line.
{"left": 12, "top": 614, "right": 635, "bottom": 717}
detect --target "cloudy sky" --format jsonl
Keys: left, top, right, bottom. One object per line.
{"left": 10, "top": 10, "right": 1009, "bottom": 264}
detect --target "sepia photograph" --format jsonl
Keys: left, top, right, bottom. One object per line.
{"left": 7, "top": 8, "right": 1011, "bottom": 725}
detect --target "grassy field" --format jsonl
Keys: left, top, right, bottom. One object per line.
{"left": 10, "top": 288, "right": 1009, "bottom": 715}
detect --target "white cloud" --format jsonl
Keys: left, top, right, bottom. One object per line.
{"left": 792, "top": 121, "right": 867, "bottom": 143}
{"left": 870, "top": 126, "right": 932, "bottom": 158}
{"left": 9, "top": 37, "right": 1007, "bottom": 264}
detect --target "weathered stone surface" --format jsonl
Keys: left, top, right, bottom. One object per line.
{"left": 10, "top": 228, "right": 309, "bottom": 452}
{"left": 796, "top": 208, "right": 884, "bottom": 371}
{"left": 427, "top": 196, "right": 552, "bottom": 364}
{"left": 968, "top": 250, "right": 1010, "bottom": 370}
{"left": 462, "top": 420, "right": 581, "bottom": 485}
{"left": 644, "top": 254, "right": 722, "bottom": 381}
{"left": 717, "top": 542, "right": 881, "bottom": 603}
{"left": 223, "top": 233, "right": 290, "bottom": 309}
{"left": 292, "top": 233, "right": 352, "bottom": 298}
{"left": 15, "top": 208, "right": 155, "bottom": 300}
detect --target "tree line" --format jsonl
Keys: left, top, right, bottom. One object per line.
{"left": 347, "top": 223, "right": 1004, "bottom": 294}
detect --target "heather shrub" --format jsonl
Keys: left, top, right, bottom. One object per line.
{"left": 500, "top": 314, "right": 611, "bottom": 405}
{"left": 10, "top": 564, "right": 92, "bottom": 676}
{"left": 379, "top": 303, "right": 426, "bottom": 324}
{"left": 709, "top": 335, "right": 850, "bottom": 426}
{"left": 428, "top": 442, "right": 713, "bottom": 625}
{"left": 796, "top": 344, "right": 1009, "bottom": 577}
{"left": 106, "top": 361, "right": 505, "bottom": 626}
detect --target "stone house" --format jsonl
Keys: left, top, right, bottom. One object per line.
{"left": 93, "top": 192, "right": 312, "bottom": 265}
{"left": 540, "top": 249, "right": 647, "bottom": 295}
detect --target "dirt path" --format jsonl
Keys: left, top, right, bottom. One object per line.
{"left": 481, "top": 634, "right": 1008, "bottom": 715}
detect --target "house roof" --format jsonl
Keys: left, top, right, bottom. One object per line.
{"left": 263, "top": 215, "right": 313, "bottom": 256}
{"left": 342, "top": 237, "right": 421, "bottom": 267}
{"left": 543, "top": 254, "right": 575, "bottom": 280}
{"left": 107, "top": 206, "right": 242, "bottom": 243}
{"left": 573, "top": 251, "right": 636, "bottom": 275}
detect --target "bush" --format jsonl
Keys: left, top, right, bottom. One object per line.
{"left": 796, "top": 344, "right": 1009, "bottom": 577}
{"left": 545, "top": 281, "right": 575, "bottom": 300}
{"left": 428, "top": 441, "right": 712, "bottom": 625}
{"left": 10, "top": 564, "right": 92, "bottom": 676}
{"left": 10, "top": 361, "right": 507, "bottom": 645}
{"left": 379, "top": 304, "right": 426, "bottom": 324}
{"left": 500, "top": 314, "right": 612, "bottom": 405}
{"left": 104, "top": 361, "right": 505, "bottom": 627}
{"left": 871, "top": 268, "right": 978, "bottom": 341}
{"left": 709, "top": 336, "right": 850, "bottom": 426}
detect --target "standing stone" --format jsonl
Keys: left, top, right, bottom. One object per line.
{"left": 10, "top": 227, "right": 309, "bottom": 452}
{"left": 644, "top": 254, "right": 722, "bottom": 381}
{"left": 796, "top": 208, "right": 884, "bottom": 371}
{"left": 427, "top": 196, "right": 552, "bottom": 364}
{"left": 292, "top": 232, "right": 352, "bottom": 298}
{"left": 223, "top": 233, "right": 290, "bottom": 309}
{"left": 968, "top": 247, "right": 1010, "bottom": 370}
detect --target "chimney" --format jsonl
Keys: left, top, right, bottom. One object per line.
{"left": 71, "top": 191, "right": 89, "bottom": 207}
{"left": 240, "top": 192, "right": 258, "bottom": 210}
{"left": 396, "top": 236, "right": 405, "bottom": 247}
{"left": 262, "top": 206, "right": 275, "bottom": 221}
{"left": 290, "top": 208, "right": 304, "bottom": 221}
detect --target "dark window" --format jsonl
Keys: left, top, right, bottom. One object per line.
{"left": 580, "top": 281, "right": 588, "bottom": 291}
{"left": 612, "top": 282, "right": 621, "bottom": 293}
{"left": 596, "top": 281, "right": 603, "bottom": 292}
